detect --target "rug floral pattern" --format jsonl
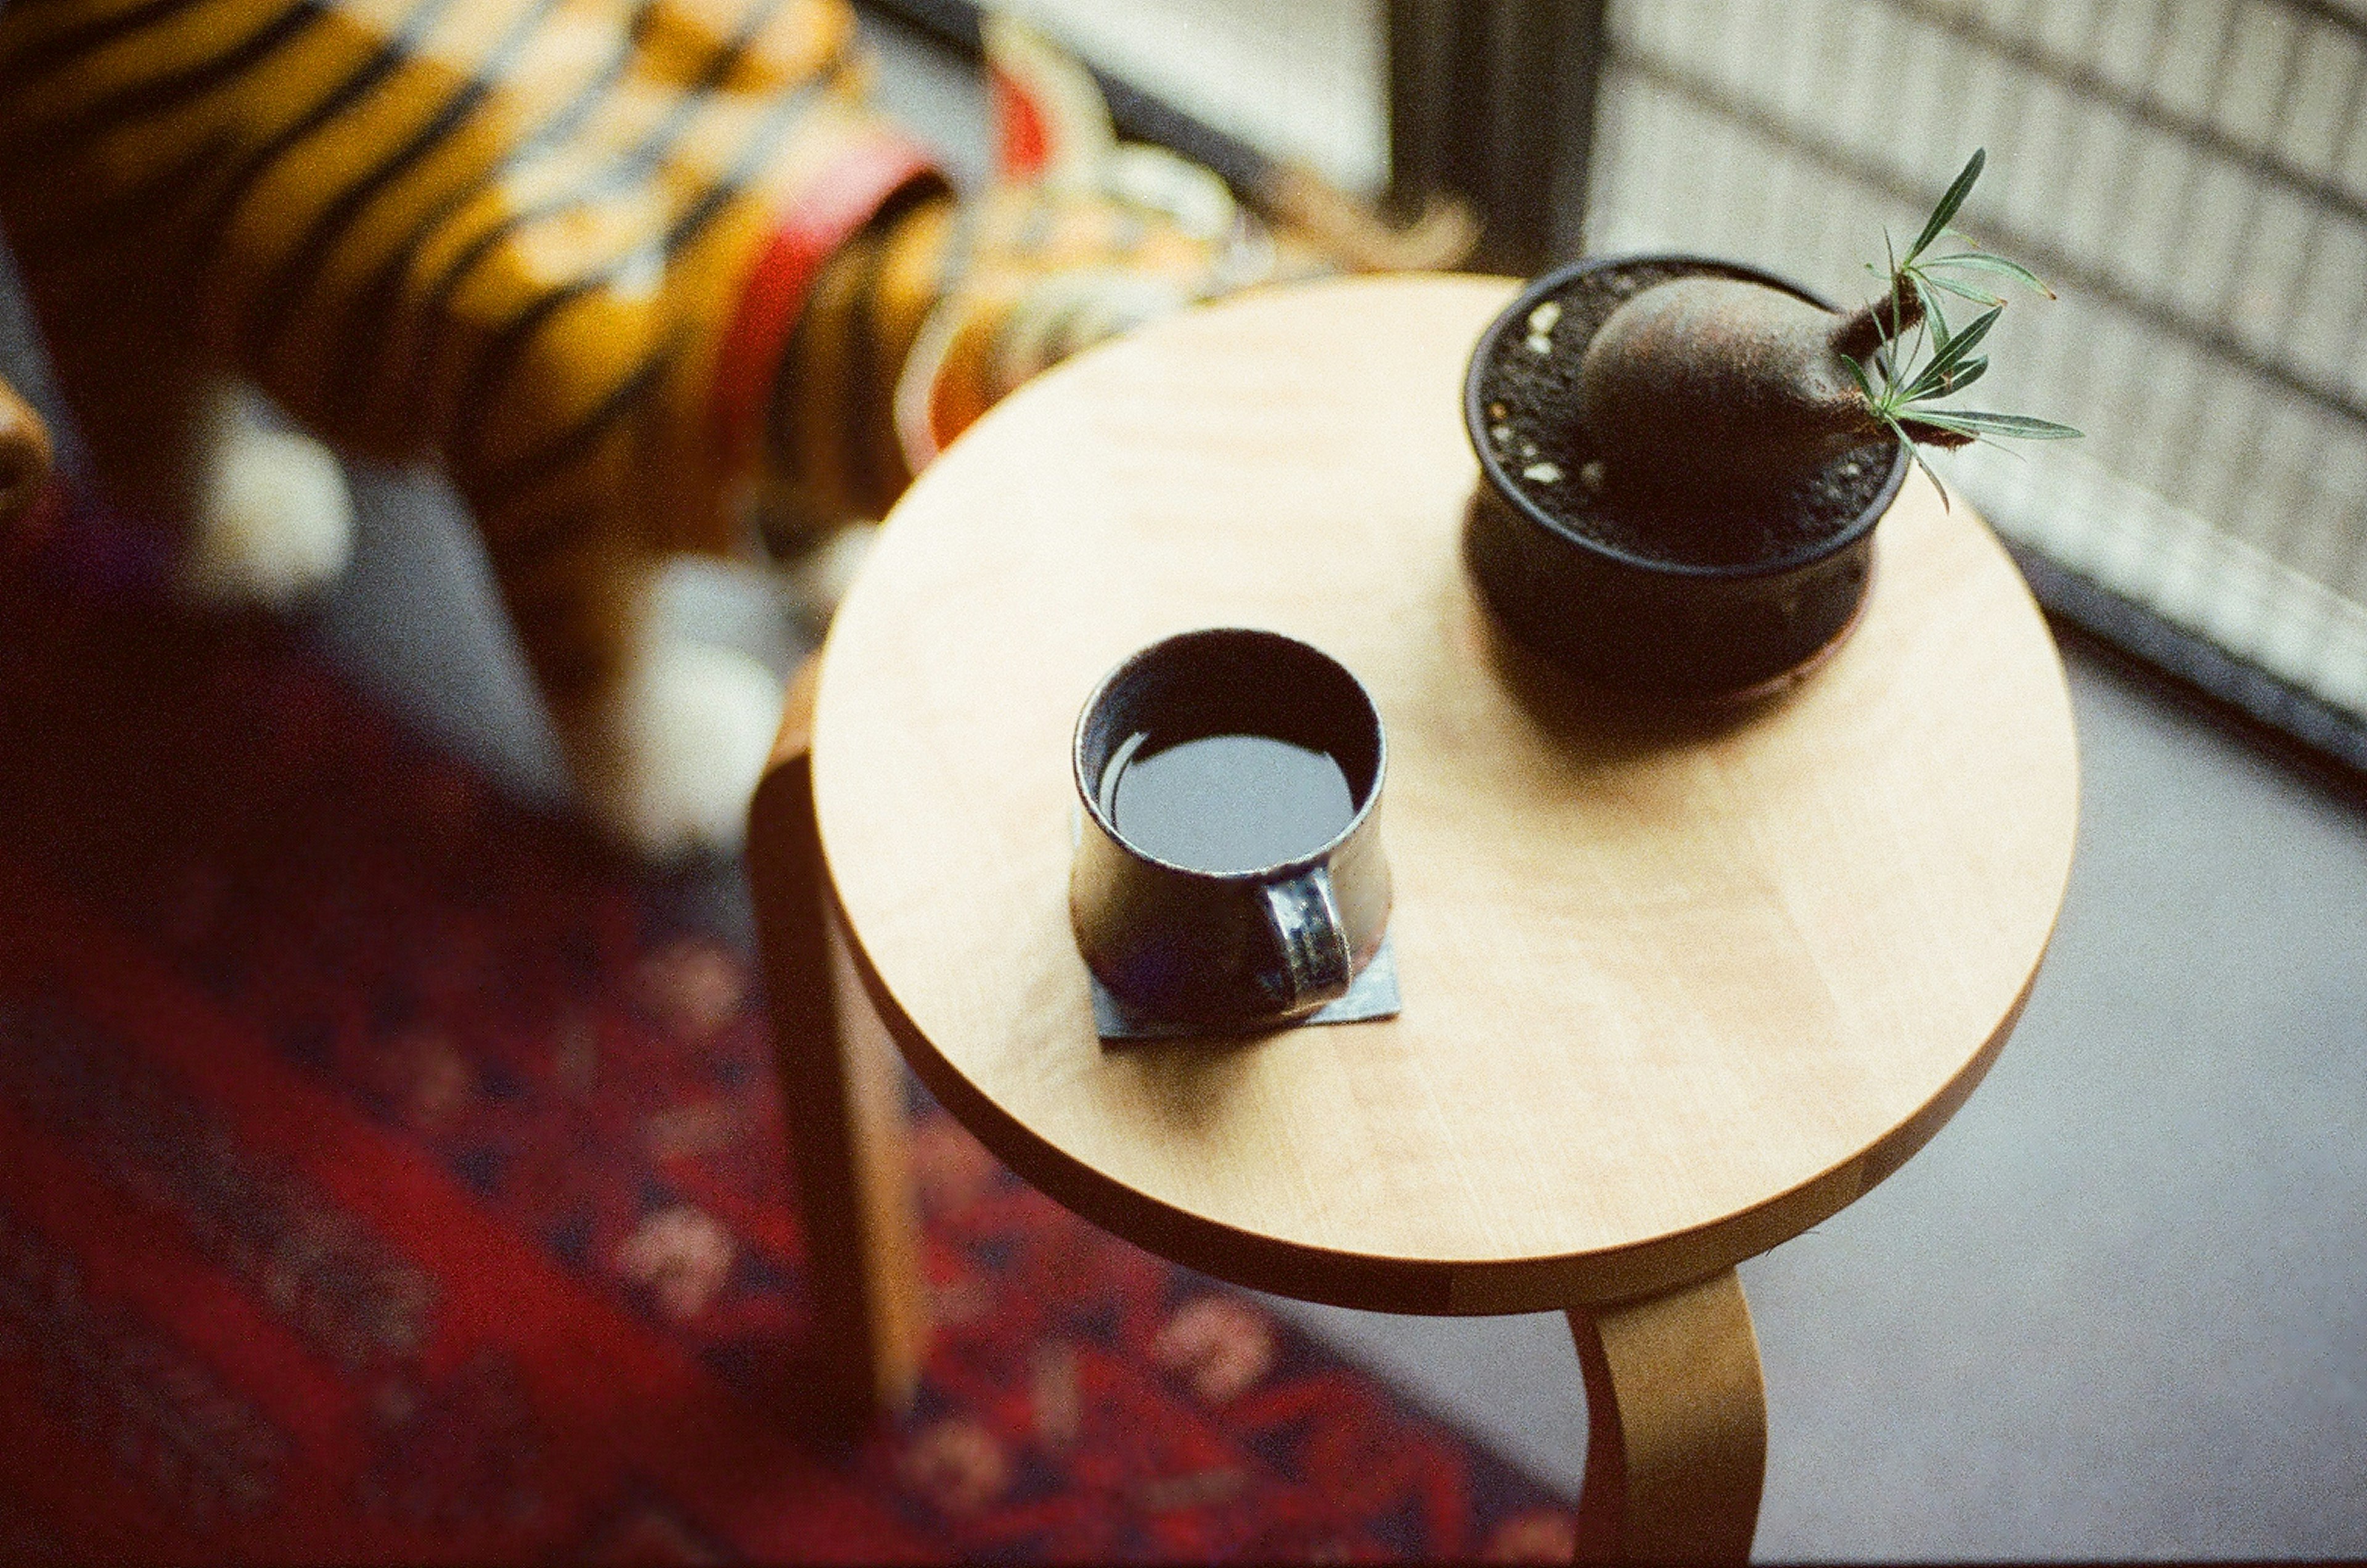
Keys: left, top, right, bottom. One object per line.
{"left": 0, "top": 505, "right": 1577, "bottom": 1561}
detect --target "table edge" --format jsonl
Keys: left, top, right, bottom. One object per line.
{"left": 830, "top": 875, "right": 2058, "bottom": 1313}
{"left": 805, "top": 273, "right": 2085, "bottom": 1309}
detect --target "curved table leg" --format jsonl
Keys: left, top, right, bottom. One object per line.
{"left": 1566, "top": 1268, "right": 1766, "bottom": 1563}
{"left": 749, "top": 658, "right": 928, "bottom": 1427}
{"left": 0, "top": 370, "right": 52, "bottom": 534}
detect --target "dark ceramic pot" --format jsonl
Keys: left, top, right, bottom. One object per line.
{"left": 1462, "top": 255, "right": 1910, "bottom": 699}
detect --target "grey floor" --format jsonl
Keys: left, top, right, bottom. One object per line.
{"left": 1255, "top": 644, "right": 2367, "bottom": 1561}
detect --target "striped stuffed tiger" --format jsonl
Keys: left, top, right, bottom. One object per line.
{"left": 0, "top": 1, "right": 1460, "bottom": 854}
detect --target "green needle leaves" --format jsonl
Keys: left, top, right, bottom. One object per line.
{"left": 1908, "top": 147, "right": 1985, "bottom": 264}
{"left": 1851, "top": 149, "right": 2081, "bottom": 499}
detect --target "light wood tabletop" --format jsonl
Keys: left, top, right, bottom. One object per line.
{"left": 807, "top": 272, "right": 2080, "bottom": 1317}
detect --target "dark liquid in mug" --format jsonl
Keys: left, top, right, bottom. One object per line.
{"left": 1100, "top": 730, "right": 1357, "bottom": 874}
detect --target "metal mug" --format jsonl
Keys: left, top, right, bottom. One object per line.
{"left": 1070, "top": 627, "right": 1392, "bottom": 1029}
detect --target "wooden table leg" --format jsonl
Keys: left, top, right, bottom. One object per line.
{"left": 748, "top": 658, "right": 928, "bottom": 1426}
{"left": 1566, "top": 1268, "right": 1767, "bottom": 1564}
{"left": 0, "top": 370, "right": 53, "bottom": 533}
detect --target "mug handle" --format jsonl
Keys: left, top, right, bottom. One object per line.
{"left": 1261, "top": 868, "right": 1354, "bottom": 1016}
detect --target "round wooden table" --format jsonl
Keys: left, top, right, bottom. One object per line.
{"left": 753, "top": 276, "right": 2080, "bottom": 1561}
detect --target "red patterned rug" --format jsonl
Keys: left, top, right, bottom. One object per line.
{"left": 0, "top": 500, "right": 1577, "bottom": 1564}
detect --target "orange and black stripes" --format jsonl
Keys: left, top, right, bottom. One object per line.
{"left": 0, "top": 0, "right": 939, "bottom": 719}
{"left": 18, "top": 1, "right": 323, "bottom": 160}
{"left": 235, "top": 0, "right": 569, "bottom": 371}
{"left": 0, "top": 0, "right": 1294, "bottom": 729}
{"left": 0, "top": 0, "right": 910, "bottom": 521}
{"left": 311, "top": 0, "right": 686, "bottom": 430}
{"left": 356, "top": 0, "right": 817, "bottom": 437}
{"left": 444, "top": 54, "right": 826, "bottom": 483}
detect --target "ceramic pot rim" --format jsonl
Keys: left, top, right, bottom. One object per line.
{"left": 1071, "top": 627, "right": 1388, "bottom": 883}
{"left": 1463, "top": 253, "right": 1911, "bottom": 582}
